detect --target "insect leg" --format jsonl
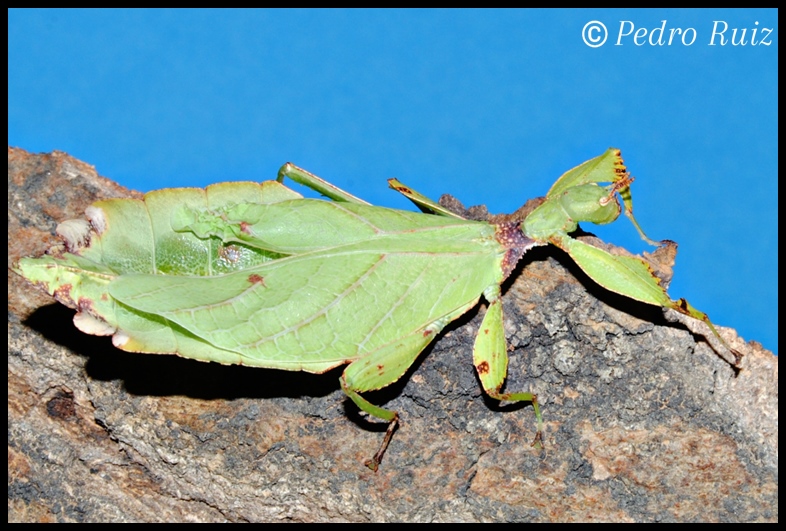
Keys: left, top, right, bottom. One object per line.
{"left": 614, "top": 176, "right": 660, "bottom": 246}
{"left": 341, "top": 299, "right": 480, "bottom": 471}
{"left": 473, "top": 285, "right": 544, "bottom": 449}
{"left": 277, "top": 163, "right": 370, "bottom": 205}
{"left": 556, "top": 234, "right": 742, "bottom": 366}
{"left": 340, "top": 329, "right": 436, "bottom": 472}
{"left": 387, "top": 178, "right": 466, "bottom": 219}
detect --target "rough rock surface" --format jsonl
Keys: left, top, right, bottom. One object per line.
{"left": 8, "top": 147, "right": 777, "bottom": 522}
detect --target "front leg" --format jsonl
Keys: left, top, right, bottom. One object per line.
{"left": 555, "top": 233, "right": 742, "bottom": 367}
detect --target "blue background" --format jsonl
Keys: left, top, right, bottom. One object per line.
{"left": 9, "top": 9, "right": 778, "bottom": 354}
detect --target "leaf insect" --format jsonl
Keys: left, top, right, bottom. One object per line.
{"left": 15, "top": 148, "right": 741, "bottom": 470}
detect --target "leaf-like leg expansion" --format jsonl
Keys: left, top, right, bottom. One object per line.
{"left": 341, "top": 299, "right": 480, "bottom": 471}
{"left": 277, "top": 163, "right": 370, "bottom": 205}
{"left": 556, "top": 234, "right": 742, "bottom": 366}
{"left": 341, "top": 330, "right": 434, "bottom": 471}
{"left": 473, "top": 286, "right": 544, "bottom": 449}
{"left": 387, "top": 178, "right": 466, "bottom": 219}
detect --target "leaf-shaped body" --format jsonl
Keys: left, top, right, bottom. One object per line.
{"left": 17, "top": 180, "right": 512, "bottom": 373}
{"left": 111, "top": 202, "right": 507, "bottom": 372}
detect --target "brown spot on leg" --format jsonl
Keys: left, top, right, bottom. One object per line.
{"left": 677, "top": 298, "right": 690, "bottom": 313}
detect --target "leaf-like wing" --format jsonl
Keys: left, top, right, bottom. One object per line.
{"left": 174, "top": 200, "right": 483, "bottom": 255}
{"left": 15, "top": 181, "right": 303, "bottom": 355}
{"left": 110, "top": 226, "right": 505, "bottom": 372}
{"left": 18, "top": 176, "right": 510, "bottom": 370}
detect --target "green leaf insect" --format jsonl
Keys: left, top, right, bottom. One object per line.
{"left": 14, "top": 148, "right": 741, "bottom": 471}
